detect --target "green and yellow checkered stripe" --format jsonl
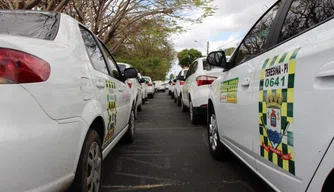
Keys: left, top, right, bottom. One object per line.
{"left": 105, "top": 80, "right": 117, "bottom": 141}
{"left": 258, "top": 48, "right": 300, "bottom": 175}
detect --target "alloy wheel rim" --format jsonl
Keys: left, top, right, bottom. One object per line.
{"left": 87, "top": 141, "right": 101, "bottom": 192}
{"left": 209, "top": 114, "right": 218, "bottom": 151}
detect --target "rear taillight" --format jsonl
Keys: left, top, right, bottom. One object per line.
{"left": 0, "top": 48, "right": 50, "bottom": 84}
{"left": 148, "top": 83, "right": 152, "bottom": 86}
{"left": 180, "top": 81, "right": 185, "bottom": 85}
{"left": 196, "top": 75, "right": 217, "bottom": 86}
{"left": 127, "top": 80, "right": 132, "bottom": 88}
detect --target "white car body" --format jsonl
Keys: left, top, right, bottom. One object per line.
{"left": 174, "top": 69, "right": 188, "bottom": 103}
{"left": 143, "top": 76, "right": 154, "bottom": 97}
{"left": 138, "top": 73, "right": 148, "bottom": 102}
{"left": 118, "top": 63, "right": 143, "bottom": 112}
{"left": 0, "top": 11, "right": 135, "bottom": 191}
{"left": 181, "top": 57, "right": 222, "bottom": 123}
{"left": 154, "top": 80, "right": 165, "bottom": 92}
{"left": 208, "top": 1, "right": 334, "bottom": 191}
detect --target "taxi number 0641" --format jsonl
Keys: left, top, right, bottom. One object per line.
{"left": 264, "top": 76, "right": 286, "bottom": 88}
{"left": 263, "top": 62, "right": 288, "bottom": 90}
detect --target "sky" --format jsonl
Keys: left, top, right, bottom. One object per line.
{"left": 168, "top": 0, "right": 276, "bottom": 78}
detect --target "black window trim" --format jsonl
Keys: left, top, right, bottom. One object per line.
{"left": 269, "top": 0, "right": 334, "bottom": 50}
{"left": 97, "top": 38, "right": 124, "bottom": 81}
{"left": 79, "top": 24, "right": 123, "bottom": 81}
{"left": 228, "top": 0, "right": 286, "bottom": 69}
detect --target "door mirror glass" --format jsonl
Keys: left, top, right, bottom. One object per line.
{"left": 207, "top": 51, "right": 227, "bottom": 68}
{"left": 124, "top": 68, "right": 138, "bottom": 79}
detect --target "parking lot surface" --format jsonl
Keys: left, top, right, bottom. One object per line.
{"left": 101, "top": 92, "right": 272, "bottom": 192}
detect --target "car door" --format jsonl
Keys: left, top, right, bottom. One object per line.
{"left": 183, "top": 61, "right": 198, "bottom": 106}
{"left": 80, "top": 26, "right": 130, "bottom": 148}
{"left": 98, "top": 41, "right": 132, "bottom": 138}
{"left": 253, "top": 0, "right": 334, "bottom": 191}
{"left": 216, "top": 1, "right": 283, "bottom": 170}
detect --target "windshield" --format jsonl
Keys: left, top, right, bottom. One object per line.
{"left": 0, "top": 11, "right": 60, "bottom": 40}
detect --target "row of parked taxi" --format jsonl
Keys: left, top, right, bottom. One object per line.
{"left": 0, "top": 10, "right": 158, "bottom": 192}
{"left": 169, "top": 0, "right": 334, "bottom": 191}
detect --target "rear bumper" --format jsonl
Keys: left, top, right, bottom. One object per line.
{"left": 190, "top": 86, "right": 210, "bottom": 107}
{"left": 147, "top": 86, "right": 154, "bottom": 94}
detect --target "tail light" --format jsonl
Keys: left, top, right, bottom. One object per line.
{"left": 127, "top": 80, "right": 133, "bottom": 88}
{"left": 148, "top": 83, "right": 152, "bottom": 86}
{"left": 200, "top": 104, "right": 208, "bottom": 108}
{"left": 0, "top": 48, "right": 51, "bottom": 84}
{"left": 180, "top": 81, "right": 185, "bottom": 85}
{"left": 196, "top": 75, "right": 217, "bottom": 86}
{"left": 172, "top": 83, "right": 175, "bottom": 86}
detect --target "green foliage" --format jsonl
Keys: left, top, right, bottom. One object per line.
{"left": 113, "top": 17, "right": 175, "bottom": 81}
{"left": 177, "top": 49, "right": 203, "bottom": 68}
{"left": 224, "top": 47, "right": 236, "bottom": 56}
{"left": 169, "top": 74, "right": 175, "bottom": 80}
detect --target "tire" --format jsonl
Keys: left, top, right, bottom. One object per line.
{"left": 122, "top": 109, "right": 136, "bottom": 143}
{"left": 171, "top": 93, "right": 174, "bottom": 99}
{"left": 168, "top": 91, "right": 171, "bottom": 96}
{"left": 189, "top": 101, "right": 201, "bottom": 125}
{"left": 145, "top": 97, "right": 148, "bottom": 101}
{"left": 208, "top": 107, "right": 228, "bottom": 161}
{"left": 181, "top": 98, "right": 188, "bottom": 112}
{"left": 70, "top": 129, "right": 102, "bottom": 192}
{"left": 177, "top": 96, "right": 181, "bottom": 106}
{"left": 142, "top": 97, "right": 145, "bottom": 105}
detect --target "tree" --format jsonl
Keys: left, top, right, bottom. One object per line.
{"left": 169, "top": 74, "right": 175, "bottom": 80}
{"left": 224, "top": 47, "right": 236, "bottom": 56}
{"left": 2, "top": 0, "right": 216, "bottom": 54}
{"left": 113, "top": 17, "right": 175, "bottom": 80}
{"left": 177, "top": 49, "right": 202, "bottom": 68}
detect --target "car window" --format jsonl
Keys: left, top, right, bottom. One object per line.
{"left": 0, "top": 11, "right": 60, "bottom": 40}
{"left": 80, "top": 26, "right": 109, "bottom": 75}
{"left": 186, "top": 61, "right": 198, "bottom": 78}
{"left": 236, "top": 2, "right": 282, "bottom": 65}
{"left": 278, "top": 0, "right": 334, "bottom": 43}
{"left": 118, "top": 64, "right": 126, "bottom": 74}
{"left": 99, "top": 40, "right": 120, "bottom": 78}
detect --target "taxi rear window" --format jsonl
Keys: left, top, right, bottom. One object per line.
{"left": 0, "top": 11, "right": 60, "bottom": 40}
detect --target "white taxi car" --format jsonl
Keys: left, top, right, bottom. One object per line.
{"left": 143, "top": 76, "right": 155, "bottom": 98}
{"left": 118, "top": 63, "right": 144, "bottom": 113}
{"left": 0, "top": 10, "right": 137, "bottom": 191}
{"left": 207, "top": 0, "right": 334, "bottom": 191}
{"left": 174, "top": 68, "right": 188, "bottom": 105}
{"left": 181, "top": 57, "right": 222, "bottom": 124}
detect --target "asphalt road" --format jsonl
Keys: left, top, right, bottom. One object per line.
{"left": 101, "top": 92, "right": 272, "bottom": 192}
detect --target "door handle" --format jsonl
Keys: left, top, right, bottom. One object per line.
{"left": 118, "top": 88, "right": 124, "bottom": 92}
{"left": 316, "top": 61, "right": 334, "bottom": 77}
{"left": 96, "top": 82, "right": 105, "bottom": 89}
{"left": 241, "top": 77, "right": 251, "bottom": 86}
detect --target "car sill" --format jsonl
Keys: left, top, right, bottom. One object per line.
{"left": 102, "top": 124, "right": 129, "bottom": 159}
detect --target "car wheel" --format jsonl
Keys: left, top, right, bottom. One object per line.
{"left": 208, "top": 108, "right": 228, "bottom": 161}
{"left": 181, "top": 98, "right": 188, "bottom": 112}
{"left": 142, "top": 97, "right": 145, "bottom": 105}
{"left": 145, "top": 97, "right": 148, "bottom": 101}
{"left": 168, "top": 91, "right": 171, "bottom": 96}
{"left": 174, "top": 94, "right": 177, "bottom": 103}
{"left": 70, "top": 129, "right": 102, "bottom": 192}
{"left": 177, "top": 96, "right": 181, "bottom": 106}
{"left": 122, "top": 108, "right": 135, "bottom": 143}
{"left": 189, "top": 101, "right": 200, "bottom": 125}
{"left": 171, "top": 93, "right": 174, "bottom": 99}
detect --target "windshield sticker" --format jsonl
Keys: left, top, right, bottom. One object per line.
{"left": 220, "top": 78, "right": 238, "bottom": 103}
{"left": 105, "top": 80, "right": 117, "bottom": 145}
{"left": 258, "top": 48, "right": 300, "bottom": 175}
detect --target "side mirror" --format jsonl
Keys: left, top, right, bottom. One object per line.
{"left": 173, "top": 79, "right": 177, "bottom": 83}
{"left": 153, "top": 82, "right": 156, "bottom": 86}
{"left": 139, "top": 78, "right": 146, "bottom": 83}
{"left": 124, "top": 68, "right": 138, "bottom": 79}
{"left": 207, "top": 51, "right": 227, "bottom": 68}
